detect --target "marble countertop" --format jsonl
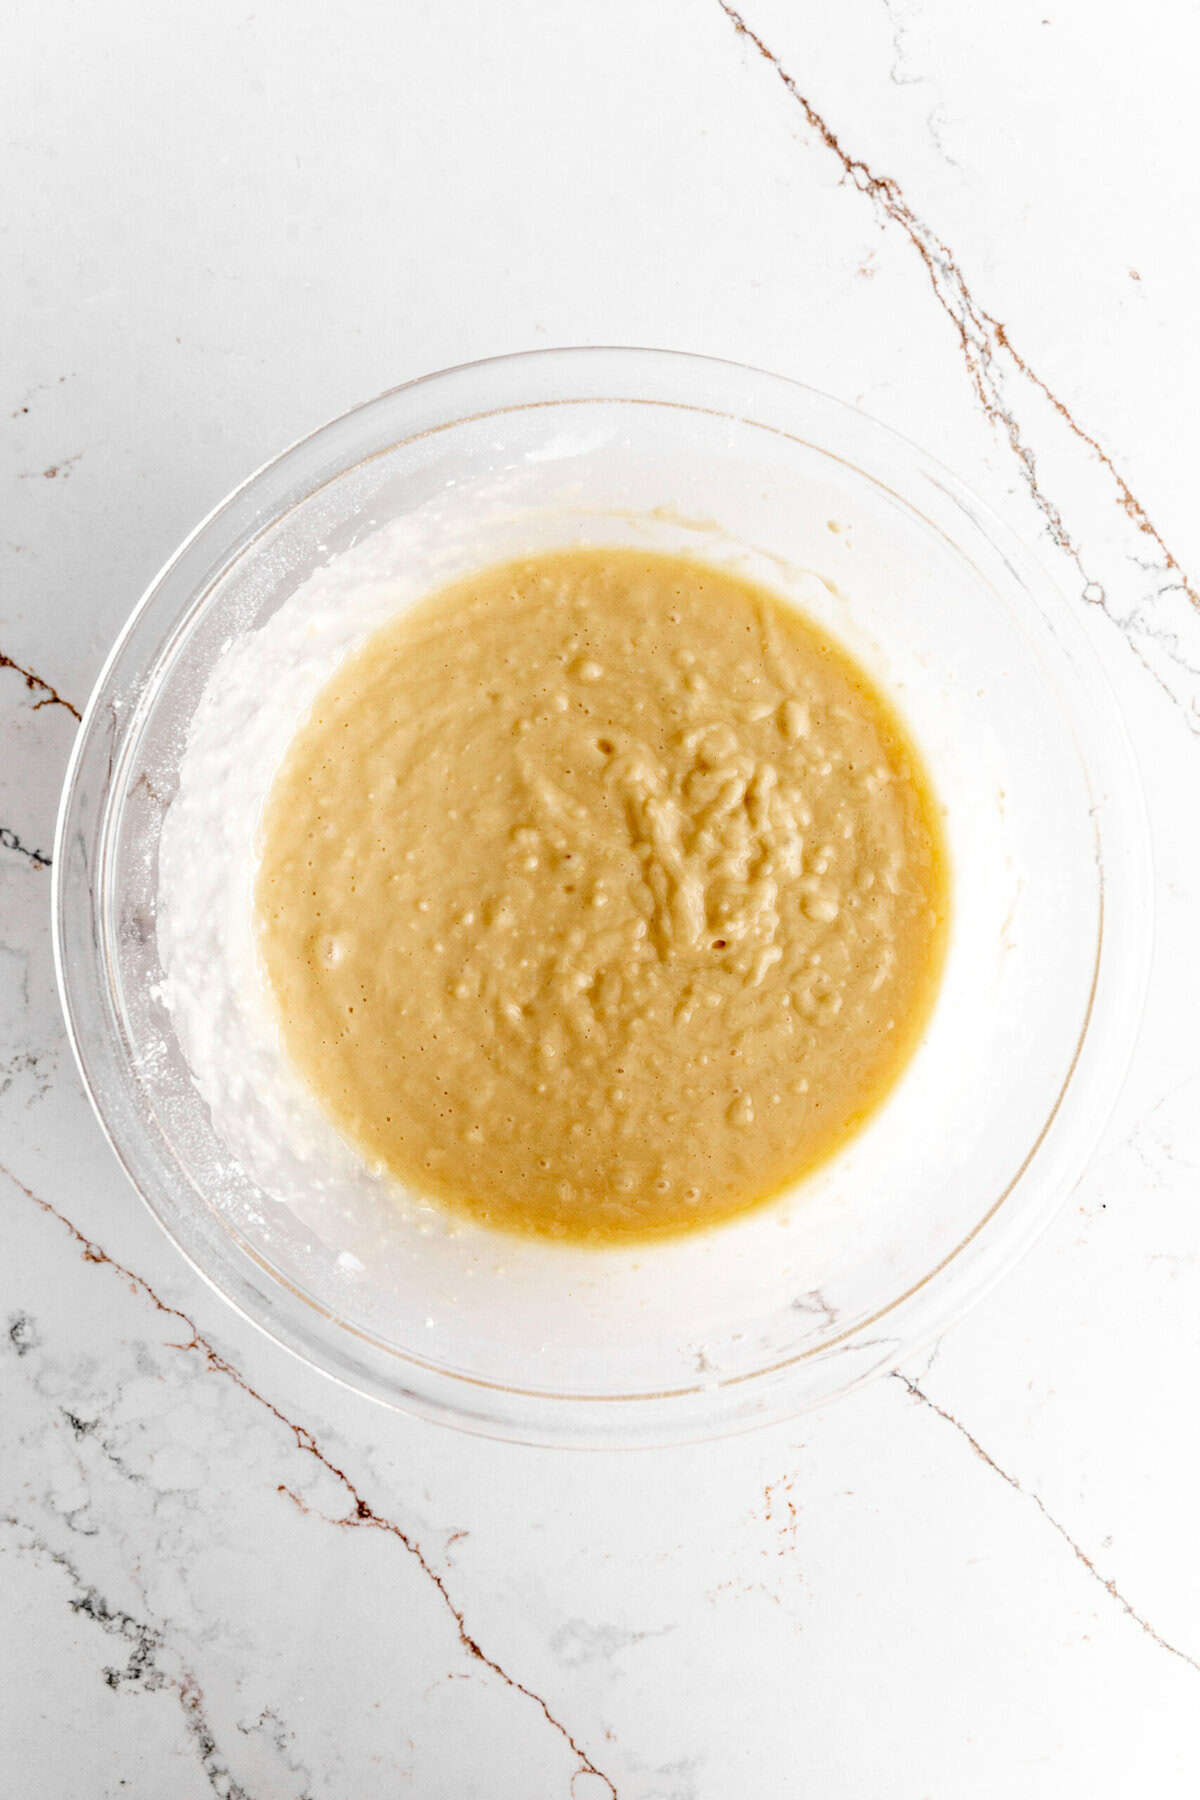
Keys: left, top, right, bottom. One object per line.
{"left": 4, "top": 1, "right": 1199, "bottom": 1793}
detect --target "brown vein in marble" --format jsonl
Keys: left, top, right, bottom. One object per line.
{"left": 714, "top": 1, "right": 1198, "bottom": 610}
{"left": 894, "top": 1373, "right": 1200, "bottom": 1676}
{"left": 1, "top": 1161, "right": 618, "bottom": 1798}
{"left": 0, "top": 650, "right": 82, "bottom": 721}
{"left": 0, "top": 825, "right": 51, "bottom": 869}
{"left": 762, "top": 1476, "right": 799, "bottom": 1556}
{"left": 17, "top": 451, "right": 83, "bottom": 482}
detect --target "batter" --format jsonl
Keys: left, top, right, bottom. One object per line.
{"left": 255, "top": 548, "right": 948, "bottom": 1242}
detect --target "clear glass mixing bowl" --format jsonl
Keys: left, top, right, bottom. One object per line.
{"left": 53, "top": 348, "right": 1151, "bottom": 1445}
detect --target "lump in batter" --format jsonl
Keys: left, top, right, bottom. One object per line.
{"left": 255, "top": 548, "right": 948, "bottom": 1243}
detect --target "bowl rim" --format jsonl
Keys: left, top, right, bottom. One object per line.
{"left": 52, "top": 345, "right": 1153, "bottom": 1445}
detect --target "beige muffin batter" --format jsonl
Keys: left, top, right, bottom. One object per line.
{"left": 255, "top": 548, "right": 947, "bottom": 1243}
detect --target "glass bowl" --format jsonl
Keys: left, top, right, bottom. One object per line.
{"left": 53, "top": 348, "right": 1150, "bottom": 1446}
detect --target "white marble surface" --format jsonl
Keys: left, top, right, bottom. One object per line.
{"left": 4, "top": 1, "right": 1200, "bottom": 1792}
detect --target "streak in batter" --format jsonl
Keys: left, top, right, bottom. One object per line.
{"left": 256, "top": 548, "right": 948, "bottom": 1242}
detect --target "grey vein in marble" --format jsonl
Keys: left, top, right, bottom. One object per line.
{"left": 879, "top": 0, "right": 961, "bottom": 170}
{"left": 2, "top": 1516, "right": 255, "bottom": 1799}
{"left": 0, "top": 824, "right": 52, "bottom": 868}
{"left": 2, "top": 1159, "right": 621, "bottom": 1800}
{"left": 715, "top": 0, "right": 1200, "bottom": 728}
{"left": 235, "top": 1708, "right": 317, "bottom": 1800}
{"left": 551, "top": 1620, "right": 676, "bottom": 1671}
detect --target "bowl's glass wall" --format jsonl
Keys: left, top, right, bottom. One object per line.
{"left": 55, "top": 351, "right": 1149, "bottom": 1442}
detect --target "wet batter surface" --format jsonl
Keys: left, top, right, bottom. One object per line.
{"left": 255, "top": 548, "right": 948, "bottom": 1242}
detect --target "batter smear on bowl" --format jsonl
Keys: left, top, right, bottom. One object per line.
{"left": 255, "top": 548, "right": 948, "bottom": 1242}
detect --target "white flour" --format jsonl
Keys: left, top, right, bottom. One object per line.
{"left": 156, "top": 519, "right": 460, "bottom": 1240}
